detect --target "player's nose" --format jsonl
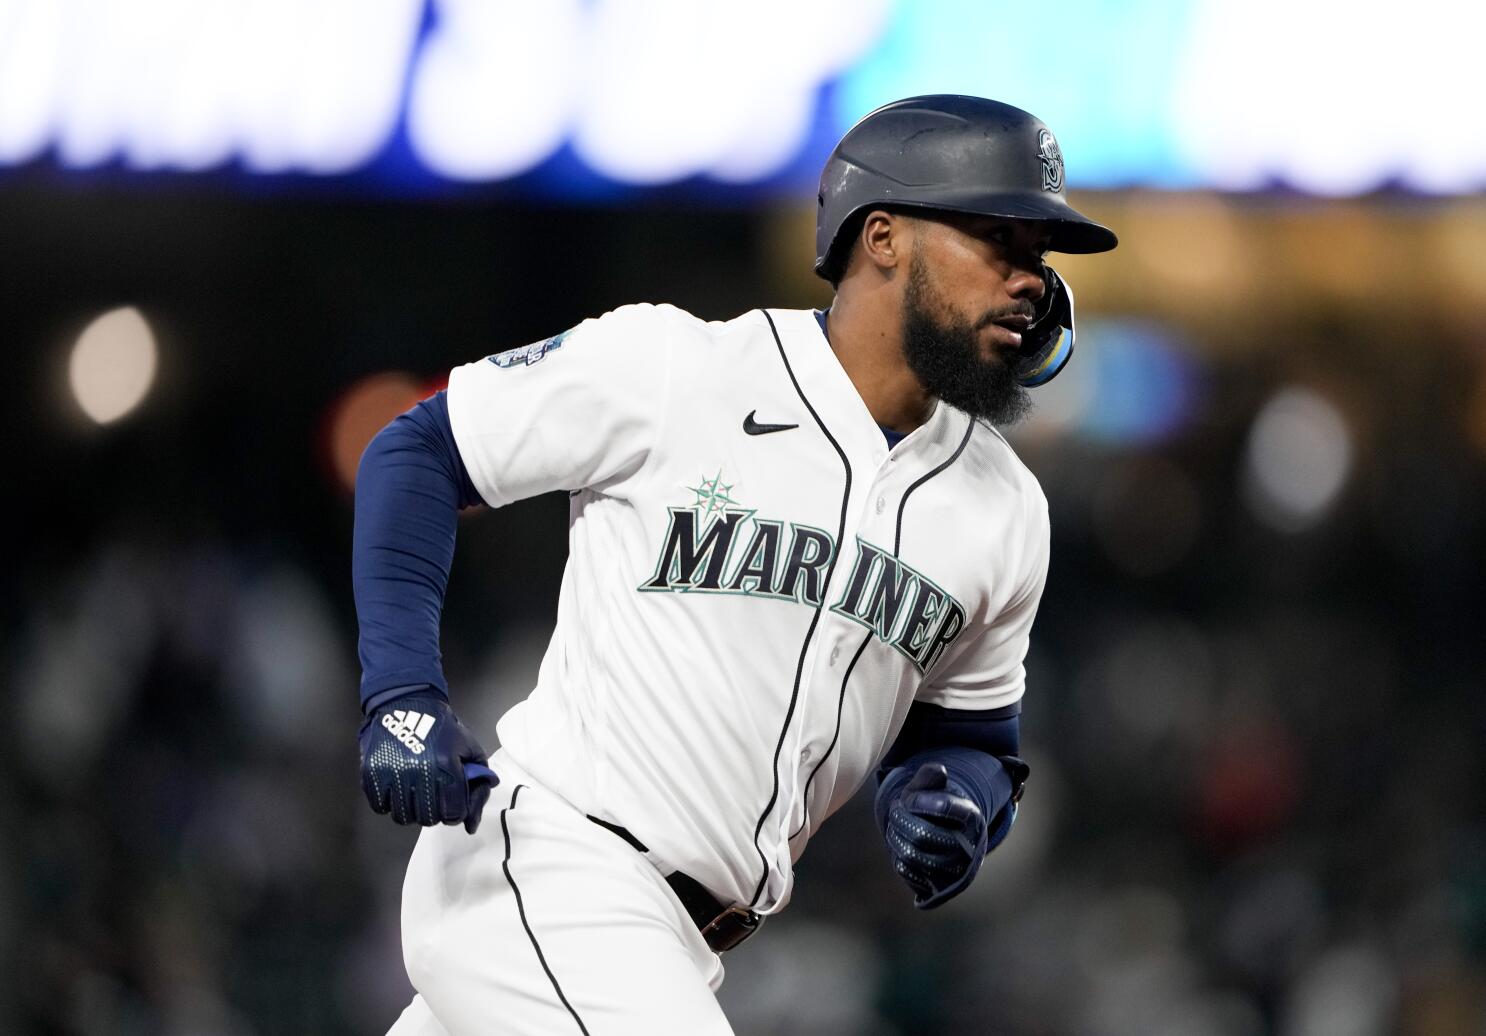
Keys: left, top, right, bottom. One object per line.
{"left": 1006, "top": 261, "right": 1047, "bottom": 304}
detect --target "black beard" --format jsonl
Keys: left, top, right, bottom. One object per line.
{"left": 901, "top": 257, "right": 1033, "bottom": 427}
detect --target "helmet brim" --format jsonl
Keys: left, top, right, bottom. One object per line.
{"left": 982, "top": 193, "right": 1119, "bottom": 254}
{"left": 885, "top": 192, "right": 1119, "bottom": 254}
{"left": 811, "top": 191, "right": 1118, "bottom": 279}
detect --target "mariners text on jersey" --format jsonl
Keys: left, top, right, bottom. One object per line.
{"left": 640, "top": 504, "right": 968, "bottom": 676}
{"left": 444, "top": 303, "right": 1050, "bottom": 914}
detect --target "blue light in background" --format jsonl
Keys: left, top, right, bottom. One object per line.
{"left": 1, "top": 0, "right": 1479, "bottom": 197}
{"left": 1077, "top": 320, "right": 1202, "bottom": 444}
{"left": 835, "top": 0, "right": 1202, "bottom": 189}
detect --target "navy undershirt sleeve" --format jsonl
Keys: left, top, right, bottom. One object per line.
{"left": 352, "top": 390, "right": 485, "bottom": 713}
{"left": 879, "top": 701, "right": 1021, "bottom": 767}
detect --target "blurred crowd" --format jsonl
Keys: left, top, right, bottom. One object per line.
{"left": 3, "top": 192, "right": 1484, "bottom": 1035}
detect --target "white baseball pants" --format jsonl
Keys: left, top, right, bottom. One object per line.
{"left": 385, "top": 750, "right": 734, "bottom": 1035}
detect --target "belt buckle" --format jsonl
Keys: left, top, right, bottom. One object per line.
{"left": 700, "top": 905, "right": 762, "bottom": 953}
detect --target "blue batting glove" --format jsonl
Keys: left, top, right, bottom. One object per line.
{"left": 359, "top": 693, "right": 497, "bottom": 834}
{"left": 876, "top": 762, "right": 989, "bottom": 909}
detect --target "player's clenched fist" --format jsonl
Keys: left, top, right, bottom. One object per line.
{"left": 875, "top": 762, "right": 991, "bottom": 910}
{"left": 359, "top": 693, "right": 498, "bottom": 833}
{"left": 875, "top": 749, "right": 1028, "bottom": 909}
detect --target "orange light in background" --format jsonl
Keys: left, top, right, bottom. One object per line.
{"left": 68, "top": 306, "right": 158, "bottom": 425}
{"left": 325, "top": 372, "right": 426, "bottom": 494}
{"left": 1433, "top": 201, "right": 1486, "bottom": 314}
{"left": 1467, "top": 358, "right": 1486, "bottom": 460}
{"left": 1122, "top": 192, "right": 1247, "bottom": 297}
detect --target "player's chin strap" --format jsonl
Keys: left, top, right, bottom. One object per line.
{"left": 1013, "top": 265, "right": 1077, "bottom": 388}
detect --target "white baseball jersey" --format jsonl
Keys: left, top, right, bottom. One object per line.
{"left": 445, "top": 303, "right": 1050, "bottom": 915}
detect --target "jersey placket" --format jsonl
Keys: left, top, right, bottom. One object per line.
{"left": 755, "top": 308, "right": 970, "bottom": 910}
{"left": 777, "top": 404, "right": 956, "bottom": 857}
{"left": 780, "top": 453, "right": 888, "bottom": 848}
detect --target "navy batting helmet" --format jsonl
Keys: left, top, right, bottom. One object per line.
{"left": 814, "top": 95, "right": 1118, "bottom": 283}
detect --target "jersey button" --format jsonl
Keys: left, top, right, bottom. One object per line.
{"left": 875, "top": 496, "right": 886, "bottom": 514}
{"left": 829, "top": 646, "right": 841, "bottom": 664}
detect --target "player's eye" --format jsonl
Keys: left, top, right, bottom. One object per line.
{"left": 988, "top": 231, "right": 1022, "bottom": 255}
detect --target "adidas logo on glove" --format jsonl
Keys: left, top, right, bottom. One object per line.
{"left": 382, "top": 709, "right": 436, "bottom": 754}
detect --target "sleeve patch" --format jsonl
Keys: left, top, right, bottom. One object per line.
{"left": 486, "top": 328, "right": 572, "bottom": 369}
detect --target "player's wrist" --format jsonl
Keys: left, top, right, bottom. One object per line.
{"left": 362, "top": 681, "right": 450, "bottom": 716}
{"left": 891, "top": 746, "right": 1015, "bottom": 827}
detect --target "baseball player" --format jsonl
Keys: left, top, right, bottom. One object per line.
{"left": 353, "top": 95, "right": 1117, "bottom": 1035}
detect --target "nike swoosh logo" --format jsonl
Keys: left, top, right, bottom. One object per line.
{"left": 743, "top": 410, "right": 799, "bottom": 436}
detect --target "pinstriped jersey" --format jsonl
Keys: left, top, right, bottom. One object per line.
{"left": 445, "top": 303, "right": 1050, "bottom": 913}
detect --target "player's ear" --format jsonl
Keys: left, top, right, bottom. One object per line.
{"left": 859, "top": 209, "right": 906, "bottom": 274}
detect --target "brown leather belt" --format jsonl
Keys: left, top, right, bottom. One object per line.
{"left": 587, "top": 815, "right": 762, "bottom": 953}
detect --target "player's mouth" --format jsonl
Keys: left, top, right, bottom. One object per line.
{"left": 984, "top": 314, "right": 1031, "bottom": 349}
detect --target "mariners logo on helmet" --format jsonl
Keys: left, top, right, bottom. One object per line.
{"left": 1037, "top": 129, "right": 1064, "bottom": 193}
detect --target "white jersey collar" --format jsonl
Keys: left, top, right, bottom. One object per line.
{"left": 760, "top": 308, "right": 968, "bottom": 468}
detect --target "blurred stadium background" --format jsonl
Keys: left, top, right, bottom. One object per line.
{"left": 3, "top": 1, "right": 1484, "bottom": 1033}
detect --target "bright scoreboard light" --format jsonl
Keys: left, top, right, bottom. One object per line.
{"left": 0, "top": 0, "right": 1481, "bottom": 196}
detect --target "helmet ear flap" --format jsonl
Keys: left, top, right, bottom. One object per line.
{"left": 1014, "top": 266, "right": 1077, "bottom": 387}
{"left": 818, "top": 209, "right": 871, "bottom": 286}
